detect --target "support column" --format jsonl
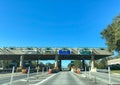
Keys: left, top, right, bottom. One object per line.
{"left": 36, "top": 60, "right": 39, "bottom": 71}
{"left": 59, "top": 60, "right": 62, "bottom": 71}
{"left": 54, "top": 61, "right": 58, "bottom": 68}
{"left": 36, "top": 60, "right": 39, "bottom": 66}
{"left": 82, "top": 59, "right": 85, "bottom": 71}
{"left": 54, "top": 55, "right": 58, "bottom": 70}
{"left": 0, "top": 60, "right": 4, "bottom": 69}
{"left": 91, "top": 56, "right": 94, "bottom": 69}
{"left": 90, "top": 55, "right": 96, "bottom": 72}
{"left": 2, "top": 60, "right": 4, "bottom": 69}
{"left": 19, "top": 55, "right": 24, "bottom": 69}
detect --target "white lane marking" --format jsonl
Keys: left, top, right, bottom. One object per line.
{"left": 30, "top": 74, "right": 57, "bottom": 85}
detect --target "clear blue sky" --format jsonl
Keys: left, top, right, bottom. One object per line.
{"left": 0, "top": 0, "right": 120, "bottom": 67}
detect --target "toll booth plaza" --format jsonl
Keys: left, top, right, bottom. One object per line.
{"left": 0, "top": 47, "right": 113, "bottom": 72}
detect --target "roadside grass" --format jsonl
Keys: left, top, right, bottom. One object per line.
{"left": 111, "top": 70, "right": 120, "bottom": 74}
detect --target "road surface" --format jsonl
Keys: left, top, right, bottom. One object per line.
{"left": 1, "top": 71, "right": 120, "bottom": 85}
{"left": 90, "top": 72, "right": 120, "bottom": 84}
{"left": 0, "top": 72, "right": 48, "bottom": 85}
{"left": 41, "top": 72, "right": 106, "bottom": 85}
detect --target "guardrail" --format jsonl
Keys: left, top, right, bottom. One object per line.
{"left": 97, "top": 69, "right": 108, "bottom": 73}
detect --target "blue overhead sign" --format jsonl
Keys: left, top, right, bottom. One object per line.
{"left": 59, "top": 50, "right": 71, "bottom": 55}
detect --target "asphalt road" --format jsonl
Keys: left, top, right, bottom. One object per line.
{"left": 90, "top": 72, "right": 120, "bottom": 84}
{"left": 1, "top": 71, "right": 120, "bottom": 85}
{"left": 41, "top": 72, "right": 106, "bottom": 85}
{"left": 0, "top": 72, "right": 45, "bottom": 85}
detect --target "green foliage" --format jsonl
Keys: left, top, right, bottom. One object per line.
{"left": 67, "top": 63, "right": 71, "bottom": 68}
{"left": 101, "top": 14, "right": 120, "bottom": 52}
{"left": 94, "top": 60, "right": 99, "bottom": 68}
{"left": 111, "top": 70, "right": 120, "bottom": 74}
{"left": 67, "top": 60, "right": 82, "bottom": 68}
{"left": 97, "top": 58, "right": 107, "bottom": 69}
{"left": 46, "top": 62, "right": 54, "bottom": 69}
{"left": 116, "top": 54, "right": 120, "bottom": 58}
{"left": 31, "top": 61, "right": 36, "bottom": 67}
{"left": 74, "top": 60, "right": 82, "bottom": 68}
{"left": 89, "top": 58, "right": 108, "bottom": 69}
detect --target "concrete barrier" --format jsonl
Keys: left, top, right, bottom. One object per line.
{"left": 97, "top": 69, "right": 108, "bottom": 73}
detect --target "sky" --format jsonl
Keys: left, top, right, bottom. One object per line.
{"left": 0, "top": 0, "right": 120, "bottom": 67}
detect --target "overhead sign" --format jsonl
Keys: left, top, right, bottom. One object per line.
{"left": 58, "top": 50, "right": 71, "bottom": 55}
{"left": 80, "top": 48, "right": 91, "bottom": 55}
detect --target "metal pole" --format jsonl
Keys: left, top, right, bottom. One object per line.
{"left": 27, "top": 67, "right": 30, "bottom": 82}
{"left": 2, "top": 60, "right": 4, "bottom": 69}
{"left": 10, "top": 66, "right": 15, "bottom": 85}
{"left": 95, "top": 76, "right": 97, "bottom": 84}
{"left": 46, "top": 67, "right": 48, "bottom": 72}
{"left": 49, "top": 66, "right": 50, "bottom": 70}
{"left": 89, "top": 67, "right": 91, "bottom": 78}
{"left": 91, "top": 56, "right": 94, "bottom": 69}
{"left": 108, "top": 66, "right": 111, "bottom": 85}
{"left": 37, "top": 67, "right": 39, "bottom": 75}
{"left": 36, "top": 66, "right": 39, "bottom": 79}
{"left": 85, "top": 66, "right": 87, "bottom": 77}
{"left": 42, "top": 67, "right": 44, "bottom": 74}
{"left": 19, "top": 55, "right": 23, "bottom": 69}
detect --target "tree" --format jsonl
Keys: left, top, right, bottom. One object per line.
{"left": 97, "top": 58, "right": 107, "bottom": 69}
{"left": 46, "top": 62, "right": 54, "bottom": 69}
{"left": 89, "top": 58, "right": 108, "bottom": 69}
{"left": 74, "top": 60, "right": 82, "bottom": 68}
{"left": 67, "top": 60, "right": 82, "bottom": 68}
{"left": 101, "top": 14, "right": 120, "bottom": 53}
{"left": 67, "top": 63, "right": 71, "bottom": 68}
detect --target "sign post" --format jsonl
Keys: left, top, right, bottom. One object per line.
{"left": 10, "top": 66, "right": 15, "bottom": 85}
{"left": 85, "top": 66, "right": 87, "bottom": 77}
{"left": 108, "top": 66, "right": 111, "bottom": 85}
{"left": 89, "top": 67, "right": 91, "bottom": 78}
{"left": 36, "top": 66, "right": 39, "bottom": 79}
{"left": 27, "top": 67, "right": 30, "bottom": 82}
{"left": 42, "top": 67, "right": 44, "bottom": 75}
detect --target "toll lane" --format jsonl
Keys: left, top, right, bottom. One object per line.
{"left": 0, "top": 72, "right": 45, "bottom": 85}
{"left": 41, "top": 72, "right": 106, "bottom": 85}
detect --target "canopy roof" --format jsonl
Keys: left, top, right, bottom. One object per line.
{"left": 0, "top": 47, "right": 113, "bottom": 60}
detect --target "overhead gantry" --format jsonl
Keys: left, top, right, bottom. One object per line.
{"left": 0, "top": 47, "right": 113, "bottom": 71}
